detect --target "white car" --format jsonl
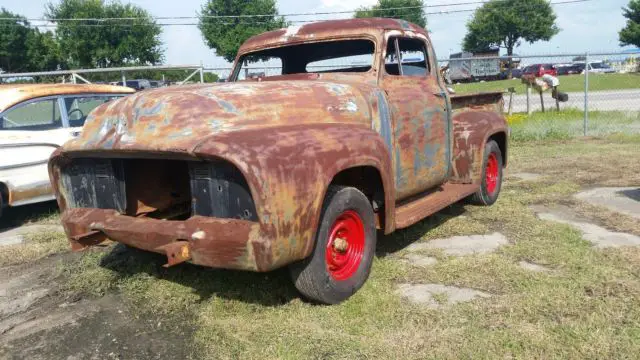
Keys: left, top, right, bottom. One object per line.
{"left": 575, "top": 62, "right": 616, "bottom": 74}
{"left": 0, "top": 84, "right": 134, "bottom": 217}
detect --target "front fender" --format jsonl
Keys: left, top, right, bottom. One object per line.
{"left": 193, "top": 123, "right": 393, "bottom": 268}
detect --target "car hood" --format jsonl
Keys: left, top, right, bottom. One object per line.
{"left": 61, "top": 81, "right": 373, "bottom": 154}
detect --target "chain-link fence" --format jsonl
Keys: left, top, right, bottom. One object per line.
{"left": 436, "top": 51, "right": 640, "bottom": 140}
{"left": 203, "top": 51, "right": 639, "bottom": 140}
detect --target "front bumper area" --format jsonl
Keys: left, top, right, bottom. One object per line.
{"left": 62, "top": 208, "right": 268, "bottom": 271}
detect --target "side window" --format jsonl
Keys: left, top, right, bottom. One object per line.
{"left": 64, "top": 96, "right": 120, "bottom": 127}
{"left": 385, "top": 37, "right": 430, "bottom": 77}
{"left": 0, "top": 99, "right": 62, "bottom": 131}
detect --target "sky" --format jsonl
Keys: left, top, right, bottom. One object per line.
{"left": 1, "top": 0, "right": 635, "bottom": 68}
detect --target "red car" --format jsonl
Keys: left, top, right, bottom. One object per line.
{"left": 523, "top": 64, "right": 557, "bottom": 77}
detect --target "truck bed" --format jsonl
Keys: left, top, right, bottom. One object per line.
{"left": 450, "top": 91, "right": 504, "bottom": 113}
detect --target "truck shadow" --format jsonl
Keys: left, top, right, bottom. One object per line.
{"left": 98, "top": 244, "right": 299, "bottom": 307}
{"left": 619, "top": 188, "right": 640, "bottom": 202}
{"left": 95, "top": 202, "right": 468, "bottom": 306}
{"left": 376, "top": 203, "right": 467, "bottom": 257}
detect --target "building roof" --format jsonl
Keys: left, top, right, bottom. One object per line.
{"left": 239, "top": 18, "right": 428, "bottom": 55}
{"left": 0, "top": 84, "right": 134, "bottom": 112}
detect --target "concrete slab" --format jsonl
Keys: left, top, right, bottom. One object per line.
{"left": 519, "top": 261, "right": 550, "bottom": 273}
{"left": 575, "top": 187, "right": 640, "bottom": 220}
{"left": 510, "top": 172, "right": 543, "bottom": 181}
{"left": 403, "top": 254, "right": 438, "bottom": 267}
{"left": 535, "top": 210, "right": 640, "bottom": 249}
{"left": 0, "top": 225, "right": 64, "bottom": 247}
{"left": 396, "top": 284, "right": 491, "bottom": 309}
{"left": 405, "top": 233, "right": 509, "bottom": 256}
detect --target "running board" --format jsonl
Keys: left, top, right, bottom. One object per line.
{"left": 394, "top": 183, "right": 478, "bottom": 229}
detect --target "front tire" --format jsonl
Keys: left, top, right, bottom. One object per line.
{"left": 289, "top": 186, "right": 376, "bottom": 304}
{"left": 469, "top": 140, "right": 503, "bottom": 206}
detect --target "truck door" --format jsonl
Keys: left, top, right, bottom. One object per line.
{"left": 381, "top": 36, "right": 450, "bottom": 200}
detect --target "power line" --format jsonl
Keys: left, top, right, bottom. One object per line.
{"left": 0, "top": 0, "right": 593, "bottom": 24}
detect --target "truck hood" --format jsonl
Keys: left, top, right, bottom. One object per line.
{"left": 62, "top": 81, "right": 373, "bottom": 153}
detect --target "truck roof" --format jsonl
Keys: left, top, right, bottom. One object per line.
{"left": 239, "top": 18, "right": 429, "bottom": 54}
{"left": 0, "top": 84, "right": 134, "bottom": 112}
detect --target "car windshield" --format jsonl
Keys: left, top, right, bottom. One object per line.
{"left": 232, "top": 39, "right": 375, "bottom": 80}
{"left": 590, "top": 62, "right": 609, "bottom": 69}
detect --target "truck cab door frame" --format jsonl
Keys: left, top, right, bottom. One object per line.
{"left": 379, "top": 34, "right": 452, "bottom": 201}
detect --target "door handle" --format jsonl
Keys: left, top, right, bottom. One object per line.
{"left": 434, "top": 91, "right": 447, "bottom": 98}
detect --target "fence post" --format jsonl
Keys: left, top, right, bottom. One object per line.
{"left": 526, "top": 85, "right": 532, "bottom": 115}
{"left": 121, "top": 71, "right": 126, "bottom": 86}
{"left": 200, "top": 62, "right": 204, "bottom": 83}
{"left": 584, "top": 52, "right": 589, "bottom": 136}
{"left": 71, "top": 73, "right": 77, "bottom": 84}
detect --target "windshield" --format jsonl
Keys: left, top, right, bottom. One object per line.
{"left": 232, "top": 39, "right": 375, "bottom": 81}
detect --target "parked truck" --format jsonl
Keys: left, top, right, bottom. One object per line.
{"left": 448, "top": 51, "right": 502, "bottom": 82}
{"left": 49, "top": 18, "right": 508, "bottom": 304}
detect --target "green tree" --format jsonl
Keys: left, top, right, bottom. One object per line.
{"left": 0, "top": 8, "right": 65, "bottom": 74}
{"left": 0, "top": 8, "right": 31, "bottom": 73}
{"left": 47, "top": 0, "right": 163, "bottom": 68}
{"left": 620, "top": 0, "right": 640, "bottom": 47}
{"left": 198, "top": 0, "right": 287, "bottom": 63}
{"left": 354, "top": 0, "right": 427, "bottom": 28}
{"left": 463, "top": 0, "right": 559, "bottom": 57}
{"left": 26, "top": 29, "right": 65, "bottom": 72}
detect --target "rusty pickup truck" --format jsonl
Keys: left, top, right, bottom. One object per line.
{"left": 49, "top": 18, "right": 508, "bottom": 304}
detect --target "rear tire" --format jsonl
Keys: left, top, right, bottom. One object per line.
{"left": 469, "top": 140, "right": 503, "bottom": 206}
{"left": 289, "top": 186, "right": 376, "bottom": 304}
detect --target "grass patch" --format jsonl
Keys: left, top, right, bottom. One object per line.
{"left": 58, "top": 139, "right": 640, "bottom": 359}
{"left": 452, "top": 73, "right": 640, "bottom": 94}
{"left": 508, "top": 109, "right": 640, "bottom": 141}
{"left": 0, "top": 230, "right": 68, "bottom": 266}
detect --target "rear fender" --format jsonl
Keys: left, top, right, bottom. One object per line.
{"left": 450, "top": 111, "right": 508, "bottom": 184}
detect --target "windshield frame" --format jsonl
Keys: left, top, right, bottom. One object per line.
{"left": 230, "top": 35, "right": 379, "bottom": 82}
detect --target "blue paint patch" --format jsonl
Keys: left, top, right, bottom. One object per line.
{"left": 218, "top": 99, "right": 238, "bottom": 114}
{"left": 375, "top": 90, "right": 393, "bottom": 154}
{"left": 395, "top": 146, "right": 406, "bottom": 189}
{"left": 326, "top": 83, "right": 349, "bottom": 96}
{"left": 397, "top": 19, "right": 411, "bottom": 30}
{"left": 167, "top": 127, "right": 193, "bottom": 139}
{"left": 209, "top": 119, "right": 226, "bottom": 132}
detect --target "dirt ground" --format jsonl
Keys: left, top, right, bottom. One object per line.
{"left": 0, "top": 251, "right": 194, "bottom": 360}
{"left": 1, "top": 137, "right": 639, "bottom": 359}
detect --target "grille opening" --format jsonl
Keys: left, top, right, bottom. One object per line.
{"left": 189, "top": 161, "right": 258, "bottom": 221}
{"left": 123, "top": 159, "right": 191, "bottom": 219}
{"left": 61, "top": 157, "right": 258, "bottom": 222}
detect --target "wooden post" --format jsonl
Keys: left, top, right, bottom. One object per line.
{"left": 554, "top": 86, "right": 560, "bottom": 111}
{"left": 539, "top": 90, "right": 545, "bottom": 113}
{"left": 508, "top": 87, "right": 515, "bottom": 116}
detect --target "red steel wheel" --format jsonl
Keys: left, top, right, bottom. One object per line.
{"left": 289, "top": 186, "right": 377, "bottom": 304}
{"left": 485, "top": 152, "right": 499, "bottom": 196}
{"left": 469, "top": 140, "right": 503, "bottom": 206}
{"left": 325, "top": 210, "right": 365, "bottom": 281}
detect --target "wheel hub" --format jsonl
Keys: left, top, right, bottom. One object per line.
{"left": 325, "top": 210, "right": 365, "bottom": 281}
